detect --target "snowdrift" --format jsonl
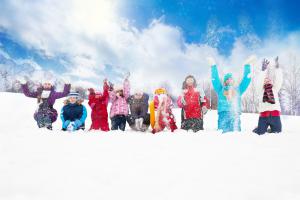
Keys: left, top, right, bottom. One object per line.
{"left": 1, "top": 92, "right": 300, "bottom": 200}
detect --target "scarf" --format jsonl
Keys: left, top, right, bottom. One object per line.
{"left": 263, "top": 83, "right": 275, "bottom": 104}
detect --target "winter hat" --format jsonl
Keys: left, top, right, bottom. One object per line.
{"left": 155, "top": 88, "right": 167, "bottom": 95}
{"left": 67, "top": 92, "right": 80, "bottom": 99}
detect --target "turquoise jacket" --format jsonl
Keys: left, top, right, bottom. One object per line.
{"left": 211, "top": 64, "right": 251, "bottom": 114}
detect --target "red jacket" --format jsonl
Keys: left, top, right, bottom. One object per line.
{"left": 88, "top": 82, "right": 109, "bottom": 121}
{"left": 177, "top": 87, "right": 209, "bottom": 119}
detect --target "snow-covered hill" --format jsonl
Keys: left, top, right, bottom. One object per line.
{"left": 1, "top": 92, "right": 300, "bottom": 200}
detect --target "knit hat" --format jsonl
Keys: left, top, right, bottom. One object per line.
{"left": 67, "top": 92, "right": 80, "bottom": 99}
{"left": 155, "top": 88, "right": 167, "bottom": 95}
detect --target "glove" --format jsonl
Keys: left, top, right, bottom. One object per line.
{"left": 108, "top": 82, "right": 114, "bottom": 91}
{"left": 63, "top": 120, "right": 71, "bottom": 129}
{"left": 202, "top": 106, "right": 208, "bottom": 115}
{"left": 262, "top": 59, "right": 270, "bottom": 71}
{"left": 275, "top": 56, "right": 279, "bottom": 69}
{"left": 207, "top": 57, "right": 216, "bottom": 67}
{"left": 243, "top": 55, "right": 257, "bottom": 66}
{"left": 18, "top": 76, "right": 28, "bottom": 85}
{"left": 74, "top": 119, "right": 82, "bottom": 129}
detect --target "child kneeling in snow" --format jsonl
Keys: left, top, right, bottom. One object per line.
{"left": 109, "top": 76, "right": 130, "bottom": 131}
{"left": 88, "top": 79, "right": 110, "bottom": 131}
{"left": 207, "top": 56, "right": 254, "bottom": 133}
{"left": 21, "top": 79, "right": 70, "bottom": 130}
{"left": 253, "top": 57, "right": 283, "bottom": 135}
{"left": 127, "top": 89, "right": 150, "bottom": 132}
{"left": 61, "top": 92, "right": 87, "bottom": 131}
{"left": 151, "top": 88, "right": 177, "bottom": 134}
{"left": 177, "top": 75, "right": 209, "bottom": 132}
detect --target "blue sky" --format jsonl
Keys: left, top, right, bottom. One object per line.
{"left": 123, "top": 0, "right": 300, "bottom": 53}
{"left": 0, "top": 0, "right": 300, "bottom": 91}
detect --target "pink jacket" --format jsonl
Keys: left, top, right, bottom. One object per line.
{"left": 109, "top": 79, "right": 130, "bottom": 118}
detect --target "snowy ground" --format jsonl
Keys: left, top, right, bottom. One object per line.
{"left": 1, "top": 92, "right": 300, "bottom": 200}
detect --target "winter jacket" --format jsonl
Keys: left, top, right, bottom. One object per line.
{"left": 256, "top": 68, "right": 283, "bottom": 113}
{"left": 60, "top": 103, "right": 87, "bottom": 125}
{"left": 109, "top": 79, "right": 130, "bottom": 118}
{"left": 127, "top": 93, "right": 149, "bottom": 119}
{"left": 177, "top": 86, "right": 208, "bottom": 119}
{"left": 22, "top": 83, "right": 71, "bottom": 122}
{"left": 88, "top": 82, "right": 109, "bottom": 120}
{"left": 211, "top": 64, "right": 251, "bottom": 113}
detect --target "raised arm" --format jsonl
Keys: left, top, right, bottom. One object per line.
{"left": 238, "top": 64, "right": 251, "bottom": 94}
{"left": 123, "top": 79, "right": 130, "bottom": 100}
{"left": 21, "top": 83, "right": 39, "bottom": 98}
{"left": 52, "top": 84, "right": 71, "bottom": 99}
{"left": 141, "top": 93, "right": 149, "bottom": 116}
{"left": 211, "top": 65, "right": 223, "bottom": 93}
{"left": 80, "top": 106, "right": 88, "bottom": 124}
{"left": 273, "top": 68, "right": 283, "bottom": 92}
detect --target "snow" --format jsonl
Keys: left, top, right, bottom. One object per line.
{"left": 1, "top": 92, "right": 300, "bottom": 200}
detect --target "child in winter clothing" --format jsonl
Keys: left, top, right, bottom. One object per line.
{"left": 177, "top": 75, "right": 209, "bottom": 132}
{"left": 109, "top": 78, "right": 130, "bottom": 131}
{"left": 152, "top": 88, "right": 177, "bottom": 134}
{"left": 207, "top": 56, "right": 254, "bottom": 133}
{"left": 127, "top": 90, "right": 150, "bottom": 132}
{"left": 61, "top": 92, "right": 87, "bottom": 131}
{"left": 21, "top": 81, "right": 71, "bottom": 130}
{"left": 88, "top": 80, "right": 110, "bottom": 131}
{"left": 253, "top": 57, "right": 283, "bottom": 135}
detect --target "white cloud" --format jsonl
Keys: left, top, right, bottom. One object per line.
{"left": 0, "top": 0, "right": 300, "bottom": 95}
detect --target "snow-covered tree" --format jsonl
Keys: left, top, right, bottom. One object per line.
{"left": 280, "top": 54, "right": 300, "bottom": 115}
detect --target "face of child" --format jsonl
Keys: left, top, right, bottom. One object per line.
{"left": 225, "top": 78, "right": 234, "bottom": 86}
{"left": 69, "top": 97, "right": 77, "bottom": 104}
{"left": 116, "top": 90, "right": 124, "bottom": 97}
{"left": 186, "top": 77, "right": 194, "bottom": 87}
{"left": 43, "top": 82, "right": 52, "bottom": 90}
{"left": 264, "top": 78, "right": 272, "bottom": 85}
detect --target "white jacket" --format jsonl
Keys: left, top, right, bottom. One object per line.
{"left": 256, "top": 68, "right": 283, "bottom": 113}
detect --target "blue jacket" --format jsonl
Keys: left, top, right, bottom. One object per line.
{"left": 211, "top": 64, "right": 251, "bottom": 113}
{"left": 61, "top": 103, "right": 87, "bottom": 125}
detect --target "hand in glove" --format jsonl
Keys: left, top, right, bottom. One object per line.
{"left": 63, "top": 120, "right": 71, "bottom": 129}
{"left": 262, "top": 59, "right": 270, "bottom": 71}
{"left": 74, "top": 119, "right": 82, "bottom": 129}
{"left": 275, "top": 56, "right": 279, "bottom": 68}
{"left": 207, "top": 57, "right": 216, "bottom": 67}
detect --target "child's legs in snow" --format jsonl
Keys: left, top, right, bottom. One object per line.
{"left": 218, "top": 111, "right": 236, "bottom": 133}
{"left": 110, "top": 116, "right": 119, "bottom": 130}
{"left": 269, "top": 116, "right": 282, "bottom": 133}
{"left": 255, "top": 117, "right": 269, "bottom": 135}
{"left": 118, "top": 115, "right": 127, "bottom": 131}
{"left": 35, "top": 112, "right": 52, "bottom": 128}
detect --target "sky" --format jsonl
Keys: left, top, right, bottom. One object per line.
{"left": 0, "top": 0, "right": 300, "bottom": 94}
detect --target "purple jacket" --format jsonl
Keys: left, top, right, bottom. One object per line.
{"left": 21, "top": 83, "right": 71, "bottom": 122}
